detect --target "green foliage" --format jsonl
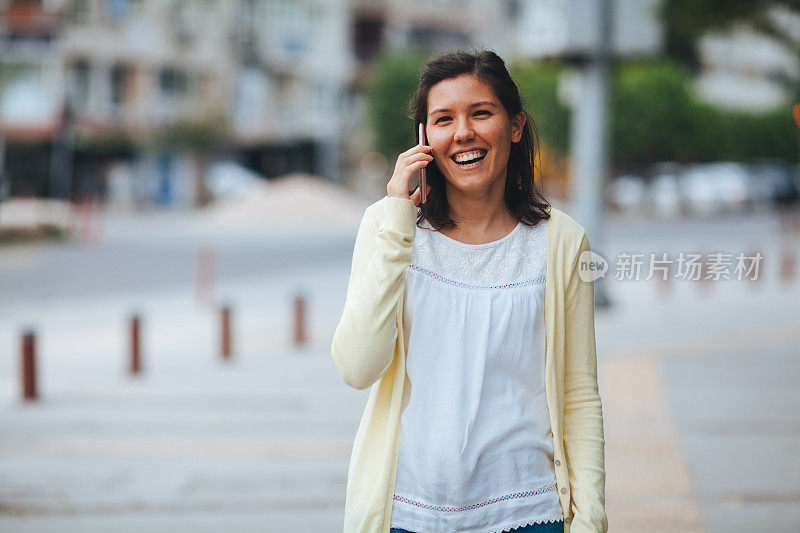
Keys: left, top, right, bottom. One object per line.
{"left": 364, "top": 53, "right": 796, "bottom": 170}
{"left": 511, "top": 61, "right": 570, "bottom": 154}
{"left": 612, "top": 58, "right": 797, "bottom": 168}
{"left": 611, "top": 60, "right": 696, "bottom": 165}
{"left": 692, "top": 103, "right": 797, "bottom": 163}
{"left": 0, "top": 224, "right": 68, "bottom": 245}
{"left": 365, "top": 51, "right": 432, "bottom": 159}
{"left": 72, "top": 130, "right": 137, "bottom": 155}
{"left": 153, "top": 112, "right": 231, "bottom": 151}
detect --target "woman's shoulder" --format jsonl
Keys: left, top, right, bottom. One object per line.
{"left": 364, "top": 195, "right": 418, "bottom": 221}
{"left": 545, "top": 205, "right": 588, "bottom": 244}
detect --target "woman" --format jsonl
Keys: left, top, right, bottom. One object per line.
{"left": 332, "top": 49, "right": 606, "bottom": 533}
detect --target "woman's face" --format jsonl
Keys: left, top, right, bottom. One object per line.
{"left": 425, "top": 74, "right": 525, "bottom": 196}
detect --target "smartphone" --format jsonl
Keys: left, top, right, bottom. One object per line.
{"left": 418, "top": 122, "right": 427, "bottom": 204}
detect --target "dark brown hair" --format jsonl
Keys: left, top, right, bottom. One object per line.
{"left": 409, "top": 48, "right": 551, "bottom": 230}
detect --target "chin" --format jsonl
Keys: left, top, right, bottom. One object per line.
{"left": 447, "top": 178, "right": 493, "bottom": 193}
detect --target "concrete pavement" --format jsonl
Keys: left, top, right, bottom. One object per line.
{"left": 1, "top": 202, "right": 798, "bottom": 532}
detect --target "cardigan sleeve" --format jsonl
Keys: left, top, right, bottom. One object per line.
{"left": 562, "top": 231, "right": 608, "bottom": 532}
{"left": 331, "top": 196, "right": 417, "bottom": 390}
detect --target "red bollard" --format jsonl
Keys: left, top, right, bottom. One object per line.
{"left": 221, "top": 305, "right": 232, "bottom": 360}
{"left": 780, "top": 247, "right": 796, "bottom": 286}
{"left": 294, "top": 294, "right": 306, "bottom": 346}
{"left": 21, "top": 330, "right": 37, "bottom": 402}
{"left": 130, "top": 314, "right": 141, "bottom": 375}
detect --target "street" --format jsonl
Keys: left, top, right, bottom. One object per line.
{"left": 1, "top": 196, "right": 799, "bottom": 532}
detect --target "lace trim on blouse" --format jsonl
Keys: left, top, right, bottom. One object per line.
{"left": 393, "top": 482, "right": 558, "bottom": 513}
{"left": 408, "top": 263, "right": 545, "bottom": 290}
{"left": 410, "top": 221, "right": 547, "bottom": 285}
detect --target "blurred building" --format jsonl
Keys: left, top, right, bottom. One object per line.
{"left": 3, "top": 0, "right": 794, "bottom": 208}
{"left": 350, "top": 0, "right": 511, "bottom": 68}
{"left": 694, "top": 5, "right": 800, "bottom": 112}
{"left": 0, "top": 0, "right": 353, "bottom": 207}
{"left": 0, "top": 0, "right": 63, "bottom": 199}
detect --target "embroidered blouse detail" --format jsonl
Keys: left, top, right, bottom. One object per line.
{"left": 409, "top": 219, "right": 548, "bottom": 285}
{"left": 407, "top": 263, "right": 546, "bottom": 291}
{"left": 391, "top": 217, "right": 564, "bottom": 533}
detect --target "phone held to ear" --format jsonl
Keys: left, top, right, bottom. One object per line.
{"left": 418, "top": 122, "right": 427, "bottom": 204}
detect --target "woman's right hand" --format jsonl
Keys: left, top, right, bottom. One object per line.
{"left": 386, "top": 143, "right": 433, "bottom": 207}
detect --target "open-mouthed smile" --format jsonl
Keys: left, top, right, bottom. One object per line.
{"left": 450, "top": 149, "right": 487, "bottom": 170}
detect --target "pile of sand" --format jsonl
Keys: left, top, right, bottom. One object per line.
{"left": 203, "top": 173, "right": 373, "bottom": 231}
{"left": 0, "top": 198, "right": 71, "bottom": 229}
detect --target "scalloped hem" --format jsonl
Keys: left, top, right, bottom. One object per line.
{"left": 495, "top": 516, "right": 565, "bottom": 533}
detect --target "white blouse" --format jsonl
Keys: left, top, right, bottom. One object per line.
{"left": 390, "top": 217, "right": 564, "bottom": 533}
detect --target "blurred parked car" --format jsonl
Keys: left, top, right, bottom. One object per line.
{"left": 647, "top": 162, "right": 682, "bottom": 217}
{"left": 605, "top": 174, "right": 646, "bottom": 212}
{"left": 746, "top": 161, "right": 799, "bottom": 208}
{"left": 679, "top": 162, "right": 749, "bottom": 215}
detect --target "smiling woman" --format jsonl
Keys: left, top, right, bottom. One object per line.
{"left": 332, "top": 49, "right": 606, "bottom": 533}
{"left": 409, "top": 51, "right": 551, "bottom": 245}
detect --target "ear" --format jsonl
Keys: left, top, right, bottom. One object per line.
{"left": 510, "top": 111, "right": 526, "bottom": 143}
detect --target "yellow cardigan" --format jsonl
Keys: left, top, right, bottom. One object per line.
{"left": 332, "top": 196, "right": 607, "bottom": 533}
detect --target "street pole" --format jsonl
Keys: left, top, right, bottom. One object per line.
{"left": 0, "top": 135, "right": 6, "bottom": 226}
{"left": 49, "top": 103, "right": 74, "bottom": 200}
{"left": 569, "top": 0, "right": 613, "bottom": 308}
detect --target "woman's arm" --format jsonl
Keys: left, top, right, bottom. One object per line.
{"left": 563, "top": 231, "right": 608, "bottom": 532}
{"left": 331, "top": 196, "right": 417, "bottom": 390}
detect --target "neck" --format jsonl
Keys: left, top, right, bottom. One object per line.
{"left": 445, "top": 177, "right": 514, "bottom": 234}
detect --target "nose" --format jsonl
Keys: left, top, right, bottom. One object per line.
{"left": 453, "top": 117, "right": 475, "bottom": 143}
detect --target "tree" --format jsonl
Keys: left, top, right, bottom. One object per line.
{"left": 511, "top": 61, "right": 570, "bottom": 155}
{"left": 153, "top": 112, "right": 230, "bottom": 207}
{"left": 662, "top": 0, "right": 800, "bottom": 71}
{"left": 366, "top": 51, "right": 430, "bottom": 159}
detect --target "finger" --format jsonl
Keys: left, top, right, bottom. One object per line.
{"left": 404, "top": 153, "right": 434, "bottom": 166}
{"left": 403, "top": 160, "right": 432, "bottom": 182}
{"left": 395, "top": 150, "right": 430, "bottom": 173}
{"left": 399, "top": 144, "right": 432, "bottom": 158}
{"left": 411, "top": 183, "right": 433, "bottom": 207}
{"left": 410, "top": 186, "right": 421, "bottom": 206}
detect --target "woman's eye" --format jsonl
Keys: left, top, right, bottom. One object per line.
{"left": 434, "top": 116, "right": 450, "bottom": 124}
{"left": 475, "top": 110, "right": 490, "bottom": 116}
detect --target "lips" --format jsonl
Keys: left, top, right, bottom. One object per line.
{"left": 451, "top": 149, "right": 488, "bottom": 165}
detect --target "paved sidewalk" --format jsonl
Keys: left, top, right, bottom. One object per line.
{"left": 2, "top": 206, "right": 798, "bottom": 531}
{"left": 603, "top": 354, "right": 704, "bottom": 532}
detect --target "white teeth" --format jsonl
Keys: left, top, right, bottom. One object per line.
{"left": 453, "top": 150, "right": 486, "bottom": 163}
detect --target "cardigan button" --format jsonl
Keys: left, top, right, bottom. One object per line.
{"left": 555, "top": 459, "right": 561, "bottom": 466}
{"left": 565, "top": 516, "right": 571, "bottom": 524}
{"left": 560, "top": 487, "right": 568, "bottom": 495}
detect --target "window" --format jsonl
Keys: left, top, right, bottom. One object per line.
{"left": 69, "top": 0, "right": 93, "bottom": 24}
{"left": 110, "top": 63, "right": 133, "bottom": 108}
{"left": 68, "top": 59, "right": 91, "bottom": 112}
{"left": 105, "top": 0, "right": 140, "bottom": 24}
{"left": 159, "top": 67, "right": 189, "bottom": 98}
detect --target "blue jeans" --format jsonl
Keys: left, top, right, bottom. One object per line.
{"left": 390, "top": 520, "right": 564, "bottom": 533}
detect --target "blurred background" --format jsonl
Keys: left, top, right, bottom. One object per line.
{"left": 0, "top": 0, "right": 799, "bottom": 531}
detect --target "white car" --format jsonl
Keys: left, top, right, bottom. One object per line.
{"left": 647, "top": 165, "right": 682, "bottom": 218}
{"left": 680, "top": 163, "right": 749, "bottom": 215}
{"left": 606, "top": 174, "right": 646, "bottom": 212}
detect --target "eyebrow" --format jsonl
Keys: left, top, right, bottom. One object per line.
{"left": 428, "top": 101, "right": 498, "bottom": 116}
